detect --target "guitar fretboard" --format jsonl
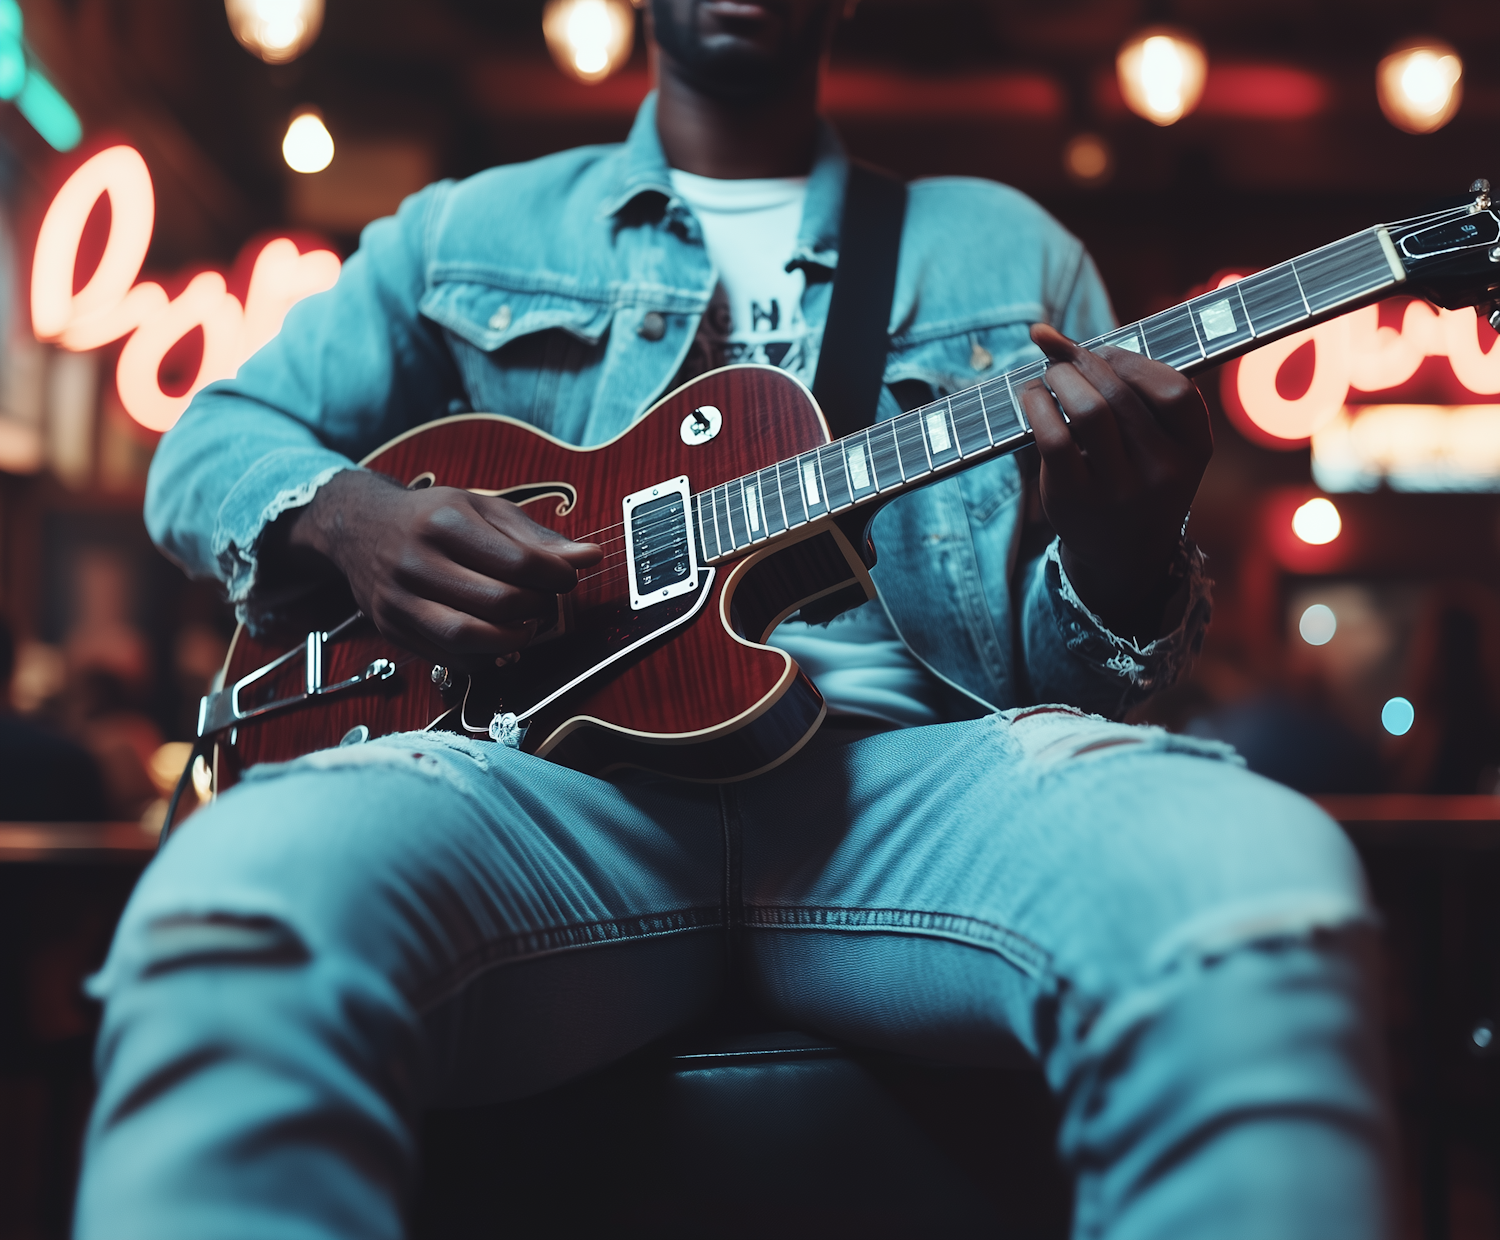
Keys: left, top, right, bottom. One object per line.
{"left": 690, "top": 225, "right": 1404, "bottom": 564}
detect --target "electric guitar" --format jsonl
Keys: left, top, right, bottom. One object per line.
{"left": 201, "top": 181, "right": 1500, "bottom": 787}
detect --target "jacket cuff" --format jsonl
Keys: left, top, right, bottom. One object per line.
{"left": 1040, "top": 536, "right": 1212, "bottom": 696}
{"left": 210, "top": 447, "right": 358, "bottom": 617}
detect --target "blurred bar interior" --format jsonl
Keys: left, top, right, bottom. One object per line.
{"left": 1, "top": 0, "right": 1499, "bottom": 1236}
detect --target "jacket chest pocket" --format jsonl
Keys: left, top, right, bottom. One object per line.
{"left": 885, "top": 319, "right": 1035, "bottom": 527}
{"left": 419, "top": 280, "right": 614, "bottom": 444}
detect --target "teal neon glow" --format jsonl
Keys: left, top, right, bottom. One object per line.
{"left": 17, "top": 69, "right": 81, "bottom": 151}
{"left": 0, "top": 0, "right": 81, "bottom": 151}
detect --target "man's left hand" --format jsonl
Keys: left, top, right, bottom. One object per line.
{"left": 1018, "top": 322, "right": 1213, "bottom": 643}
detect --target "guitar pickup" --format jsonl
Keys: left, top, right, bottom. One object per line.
{"left": 622, "top": 475, "right": 700, "bottom": 611}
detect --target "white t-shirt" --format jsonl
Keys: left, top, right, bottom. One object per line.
{"left": 668, "top": 169, "right": 817, "bottom": 381}
{"left": 669, "top": 169, "right": 947, "bottom": 729}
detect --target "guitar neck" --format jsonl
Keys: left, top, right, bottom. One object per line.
{"left": 690, "top": 224, "right": 1408, "bottom": 565}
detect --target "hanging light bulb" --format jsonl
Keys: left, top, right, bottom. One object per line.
{"left": 1376, "top": 40, "right": 1463, "bottom": 135}
{"left": 283, "top": 110, "right": 333, "bottom": 174}
{"left": 542, "top": 0, "right": 635, "bottom": 84}
{"left": 1116, "top": 27, "right": 1208, "bottom": 126}
{"left": 224, "top": 0, "right": 324, "bottom": 65}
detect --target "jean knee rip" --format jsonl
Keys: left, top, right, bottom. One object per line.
{"left": 85, "top": 912, "right": 310, "bottom": 1001}
{"left": 240, "top": 729, "right": 493, "bottom": 793}
{"left": 995, "top": 706, "right": 1241, "bottom": 771}
{"left": 1054, "top": 893, "right": 1377, "bottom": 1085}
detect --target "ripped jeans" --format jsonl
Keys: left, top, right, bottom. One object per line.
{"left": 75, "top": 709, "right": 1394, "bottom": 1240}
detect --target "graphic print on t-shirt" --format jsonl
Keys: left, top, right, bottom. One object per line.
{"left": 667, "top": 169, "right": 814, "bottom": 384}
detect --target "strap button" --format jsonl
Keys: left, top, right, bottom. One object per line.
{"left": 639, "top": 311, "right": 667, "bottom": 341}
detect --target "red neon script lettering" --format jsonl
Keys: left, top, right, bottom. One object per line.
{"left": 1217, "top": 273, "right": 1500, "bottom": 445}
{"left": 31, "top": 145, "right": 341, "bottom": 432}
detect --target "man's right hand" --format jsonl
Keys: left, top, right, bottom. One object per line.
{"left": 283, "top": 470, "right": 602, "bottom": 664}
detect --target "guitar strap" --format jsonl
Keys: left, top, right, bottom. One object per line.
{"left": 810, "top": 161, "right": 908, "bottom": 439}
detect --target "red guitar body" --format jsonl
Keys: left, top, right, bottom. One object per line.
{"left": 213, "top": 366, "right": 879, "bottom": 789}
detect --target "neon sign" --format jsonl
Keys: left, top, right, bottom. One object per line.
{"left": 1219, "top": 276, "right": 1500, "bottom": 446}
{"left": 31, "top": 145, "right": 341, "bottom": 432}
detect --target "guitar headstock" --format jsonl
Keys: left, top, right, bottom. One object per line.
{"left": 1386, "top": 179, "right": 1500, "bottom": 330}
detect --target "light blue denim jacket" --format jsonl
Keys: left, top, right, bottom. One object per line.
{"left": 145, "top": 95, "right": 1209, "bottom": 720}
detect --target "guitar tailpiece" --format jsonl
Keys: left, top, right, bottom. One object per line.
{"left": 488, "top": 711, "right": 525, "bottom": 749}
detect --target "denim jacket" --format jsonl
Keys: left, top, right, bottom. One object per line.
{"left": 145, "top": 94, "right": 1209, "bottom": 720}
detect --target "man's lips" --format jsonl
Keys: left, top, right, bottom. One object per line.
{"left": 700, "top": 0, "right": 785, "bottom": 22}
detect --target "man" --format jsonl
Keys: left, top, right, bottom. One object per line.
{"left": 76, "top": 2, "right": 1393, "bottom": 1236}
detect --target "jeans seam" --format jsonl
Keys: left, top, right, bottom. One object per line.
{"left": 414, "top": 905, "right": 720, "bottom": 1014}
{"left": 741, "top": 902, "right": 1055, "bottom": 980}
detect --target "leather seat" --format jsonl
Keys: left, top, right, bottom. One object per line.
{"left": 415, "top": 1026, "right": 1071, "bottom": 1239}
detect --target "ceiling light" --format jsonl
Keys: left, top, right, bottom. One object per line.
{"left": 1291, "top": 497, "right": 1341, "bottom": 545}
{"left": 224, "top": 0, "right": 324, "bottom": 65}
{"left": 1376, "top": 40, "right": 1463, "bottom": 135}
{"left": 1116, "top": 27, "right": 1207, "bottom": 126}
{"left": 283, "top": 111, "right": 333, "bottom": 174}
{"left": 543, "top": 0, "right": 635, "bottom": 85}
{"left": 1063, "top": 133, "right": 1113, "bottom": 187}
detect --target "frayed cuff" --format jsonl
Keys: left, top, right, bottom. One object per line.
{"left": 1045, "top": 537, "right": 1212, "bottom": 694}
{"left": 210, "top": 453, "right": 358, "bottom": 619}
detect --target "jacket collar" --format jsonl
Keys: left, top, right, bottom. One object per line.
{"left": 600, "top": 91, "right": 849, "bottom": 274}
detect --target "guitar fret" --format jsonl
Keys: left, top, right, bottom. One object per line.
{"left": 778, "top": 457, "right": 807, "bottom": 524}
{"left": 866, "top": 420, "right": 903, "bottom": 489}
{"left": 1294, "top": 231, "right": 1399, "bottom": 314}
{"left": 819, "top": 441, "right": 852, "bottom": 510}
{"left": 712, "top": 485, "right": 733, "bottom": 553}
{"left": 844, "top": 431, "right": 877, "bottom": 499}
{"left": 1142, "top": 304, "right": 1204, "bottom": 370}
{"left": 1237, "top": 263, "right": 1309, "bottom": 339}
{"left": 726, "top": 479, "right": 750, "bottom": 548}
{"left": 760, "top": 465, "right": 787, "bottom": 536}
{"left": 984, "top": 373, "right": 1027, "bottom": 437}
{"left": 742, "top": 478, "right": 765, "bottom": 539}
{"left": 949, "top": 386, "right": 991, "bottom": 456}
{"left": 1186, "top": 285, "right": 1255, "bottom": 358}
{"left": 695, "top": 492, "right": 718, "bottom": 561}
{"left": 799, "top": 450, "right": 829, "bottom": 519}
{"left": 922, "top": 398, "right": 962, "bottom": 467}
{"left": 894, "top": 410, "right": 931, "bottom": 479}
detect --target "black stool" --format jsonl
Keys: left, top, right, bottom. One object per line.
{"left": 415, "top": 1026, "right": 1072, "bottom": 1239}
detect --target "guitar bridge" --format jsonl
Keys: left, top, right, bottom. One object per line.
{"left": 622, "top": 476, "right": 700, "bottom": 611}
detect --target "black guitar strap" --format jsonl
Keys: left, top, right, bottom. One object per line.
{"left": 810, "top": 161, "right": 908, "bottom": 439}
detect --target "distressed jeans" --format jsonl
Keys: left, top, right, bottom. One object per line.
{"left": 75, "top": 709, "right": 1394, "bottom": 1239}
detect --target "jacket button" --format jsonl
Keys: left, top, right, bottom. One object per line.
{"left": 489, "top": 305, "right": 512, "bottom": 332}
{"left": 970, "top": 341, "right": 993, "bottom": 371}
{"left": 639, "top": 311, "right": 667, "bottom": 341}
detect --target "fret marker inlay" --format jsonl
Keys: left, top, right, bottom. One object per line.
{"left": 848, "top": 443, "right": 870, "bottom": 490}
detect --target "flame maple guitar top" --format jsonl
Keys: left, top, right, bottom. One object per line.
{"left": 215, "top": 365, "right": 873, "bottom": 787}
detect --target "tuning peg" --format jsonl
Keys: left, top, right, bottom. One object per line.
{"left": 1471, "top": 179, "right": 1491, "bottom": 194}
{"left": 1491, "top": 308, "right": 1500, "bottom": 333}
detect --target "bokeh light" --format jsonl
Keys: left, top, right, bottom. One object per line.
{"left": 283, "top": 111, "right": 334, "bottom": 174}
{"left": 1376, "top": 41, "right": 1463, "bottom": 134}
{"left": 1063, "top": 133, "right": 1114, "bottom": 187}
{"left": 1382, "top": 696, "right": 1415, "bottom": 736}
{"left": 1299, "top": 603, "right": 1337, "bottom": 646}
{"left": 1116, "top": 28, "right": 1207, "bottom": 126}
{"left": 224, "top": 0, "right": 324, "bottom": 65}
{"left": 542, "top": 0, "right": 635, "bottom": 84}
{"left": 1292, "top": 497, "right": 1342, "bottom": 545}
